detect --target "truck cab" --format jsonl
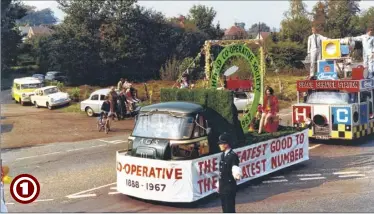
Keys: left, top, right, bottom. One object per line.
{"left": 127, "top": 101, "right": 212, "bottom": 160}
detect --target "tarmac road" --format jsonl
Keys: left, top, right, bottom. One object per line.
{"left": 2, "top": 89, "right": 374, "bottom": 212}
{"left": 2, "top": 133, "right": 374, "bottom": 212}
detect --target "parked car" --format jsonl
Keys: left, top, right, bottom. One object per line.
{"left": 80, "top": 89, "right": 118, "bottom": 117}
{"left": 32, "top": 74, "right": 45, "bottom": 83}
{"left": 234, "top": 91, "right": 254, "bottom": 111}
{"left": 30, "top": 86, "right": 71, "bottom": 110}
{"left": 11, "top": 77, "right": 43, "bottom": 105}
{"left": 45, "top": 71, "right": 68, "bottom": 83}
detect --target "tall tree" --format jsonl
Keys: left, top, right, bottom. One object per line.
{"left": 324, "top": 0, "right": 361, "bottom": 38}
{"left": 280, "top": 0, "right": 311, "bottom": 45}
{"left": 248, "top": 22, "right": 271, "bottom": 34}
{"left": 187, "top": 4, "right": 223, "bottom": 39}
{"left": 312, "top": 1, "right": 328, "bottom": 33}
{"left": 1, "top": 0, "right": 27, "bottom": 72}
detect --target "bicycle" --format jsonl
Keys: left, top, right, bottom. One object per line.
{"left": 97, "top": 112, "right": 110, "bottom": 134}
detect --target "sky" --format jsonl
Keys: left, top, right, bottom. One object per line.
{"left": 22, "top": 0, "right": 374, "bottom": 30}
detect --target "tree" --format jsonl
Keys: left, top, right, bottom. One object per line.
{"left": 358, "top": 7, "right": 374, "bottom": 33}
{"left": 324, "top": 0, "right": 361, "bottom": 38}
{"left": 312, "top": 1, "right": 328, "bottom": 33}
{"left": 17, "top": 8, "right": 58, "bottom": 26}
{"left": 248, "top": 22, "right": 271, "bottom": 37}
{"left": 1, "top": 0, "right": 27, "bottom": 72}
{"left": 187, "top": 4, "right": 223, "bottom": 39}
{"left": 279, "top": 0, "right": 311, "bottom": 45}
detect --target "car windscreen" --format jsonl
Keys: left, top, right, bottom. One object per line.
{"left": 132, "top": 113, "right": 194, "bottom": 139}
{"left": 306, "top": 91, "right": 357, "bottom": 104}
{"left": 21, "top": 83, "right": 42, "bottom": 89}
{"left": 44, "top": 87, "right": 59, "bottom": 95}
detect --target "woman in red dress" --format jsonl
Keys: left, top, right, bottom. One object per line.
{"left": 258, "top": 86, "right": 279, "bottom": 134}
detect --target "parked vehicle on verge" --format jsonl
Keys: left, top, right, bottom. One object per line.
{"left": 234, "top": 91, "right": 254, "bottom": 111}
{"left": 80, "top": 89, "right": 117, "bottom": 117}
{"left": 45, "top": 71, "right": 68, "bottom": 83}
{"left": 11, "top": 77, "right": 43, "bottom": 105}
{"left": 30, "top": 86, "right": 71, "bottom": 110}
{"left": 32, "top": 74, "right": 45, "bottom": 83}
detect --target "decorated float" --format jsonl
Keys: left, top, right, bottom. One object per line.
{"left": 292, "top": 38, "right": 374, "bottom": 140}
{"left": 116, "top": 39, "right": 309, "bottom": 202}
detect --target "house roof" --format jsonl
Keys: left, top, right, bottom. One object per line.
{"left": 29, "top": 26, "right": 54, "bottom": 36}
{"left": 224, "top": 25, "right": 247, "bottom": 37}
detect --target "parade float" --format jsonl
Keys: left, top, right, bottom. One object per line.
{"left": 116, "top": 39, "right": 309, "bottom": 202}
{"left": 292, "top": 38, "right": 374, "bottom": 140}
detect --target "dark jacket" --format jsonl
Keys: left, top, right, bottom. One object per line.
{"left": 101, "top": 101, "right": 110, "bottom": 112}
{"left": 219, "top": 149, "right": 240, "bottom": 194}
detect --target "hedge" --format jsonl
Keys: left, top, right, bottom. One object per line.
{"left": 160, "top": 88, "right": 304, "bottom": 151}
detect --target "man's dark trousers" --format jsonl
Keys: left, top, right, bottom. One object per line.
{"left": 220, "top": 185, "right": 236, "bottom": 213}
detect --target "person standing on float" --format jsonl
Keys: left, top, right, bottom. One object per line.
{"left": 350, "top": 27, "right": 374, "bottom": 78}
{"left": 307, "top": 26, "right": 330, "bottom": 80}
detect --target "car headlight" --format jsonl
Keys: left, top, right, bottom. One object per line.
{"left": 127, "top": 139, "right": 133, "bottom": 151}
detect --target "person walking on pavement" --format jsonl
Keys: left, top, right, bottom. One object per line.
{"left": 349, "top": 27, "right": 374, "bottom": 78}
{"left": 307, "top": 26, "right": 329, "bottom": 80}
{"left": 217, "top": 132, "right": 241, "bottom": 213}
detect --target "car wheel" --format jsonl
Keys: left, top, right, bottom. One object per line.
{"left": 46, "top": 102, "right": 52, "bottom": 110}
{"left": 85, "top": 107, "right": 94, "bottom": 117}
{"left": 34, "top": 101, "right": 39, "bottom": 108}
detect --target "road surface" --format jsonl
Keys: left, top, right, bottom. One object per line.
{"left": 2, "top": 89, "right": 374, "bottom": 212}
{"left": 3, "top": 133, "right": 374, "bottom": 212}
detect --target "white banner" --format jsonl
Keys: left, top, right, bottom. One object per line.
{"left": 116, "top": 129, "right": 309, "bottom": 202}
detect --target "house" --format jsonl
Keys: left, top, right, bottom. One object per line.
{"left": 255, "top": 32, "right": 271, "bottom": 40}
{"left": 27, "top": 26, "right": 54, "bottom": 39}
{"left": 18, "top": 26, "right": 30, "bottom": 43}
{"left": 223, "top": 22, "right": 248, "bottom": 40}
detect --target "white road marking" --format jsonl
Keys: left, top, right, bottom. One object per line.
{"left": 297, "top": 173, "right": 322, "bottom": 177}
{"left": 5, "top": 203, "right": 15, "bottom": 205}
{"left": 299, "top": 177, "right": 326, "bottom": 181}
{"left": 110, "top": 187, "right": 117, "bottom": 190}
{"left": 108, "top": 192, "right": 121, "bottom": 195}
{"left": 66, "top": 148, "right": 85, "bottom": 152}
{"left": 333, "top": 171, "right": 360, "bottom": 175}
{"left": 35, "top": 199, "right": 54, "bottom": 202}
{"left": 262, "top": 179, "right": 288, "bottom": 183}
{"left": 98, "top": 139, "right": 126, "bottom": 144}
{"left": 309, "top": 144, "right": 321, "bottom": 150}
{"left": 66, "top": 182, "right": 116, "bottom": 199}
{"left": 16, "top": 152, "right": 62, "bottom": 160}
{"left": 271, "top": 176, "right": 285, "bottom": 179}
{"left": 90, "top": 144, "right": 106, "bottom": 148}
{"left": 338, "top": 174, "right": 366, "bottom": 178}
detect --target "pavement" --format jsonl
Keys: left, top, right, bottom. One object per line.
{"left": 2, "top": 89, "right": 374, "bottom": 212}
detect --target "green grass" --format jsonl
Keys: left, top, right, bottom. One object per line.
{"left": 62, "top": 103, "right": 83, "bottom": 114}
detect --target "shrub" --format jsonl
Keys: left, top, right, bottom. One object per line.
{"left": 69, "top": 87, "right": 80, "bottom": 102}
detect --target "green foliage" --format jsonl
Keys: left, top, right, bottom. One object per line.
{"left": 1, "top": 0, "right": 27, "bottom": 72}
{"left": 268, "top": 40, "right": 306, "bottom": 69}
{"left": 160, "top": 56, "right": 181, "bottom": 81}
{"left": 69, "top": 87, "right": 80, "bottom": 101}
{"left": 62, "top": 103, "right": 83, "bottom": 113}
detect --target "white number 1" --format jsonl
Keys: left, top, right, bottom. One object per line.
{"left": 20, "top": 182, "right": 29, "bottom": 195}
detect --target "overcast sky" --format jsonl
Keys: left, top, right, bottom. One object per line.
{"left": 22, "top": 0, "right": 374, "bottom": 29}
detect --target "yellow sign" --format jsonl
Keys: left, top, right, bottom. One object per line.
{"left": 322, "top": 39, "right": 341, "bottom": 59}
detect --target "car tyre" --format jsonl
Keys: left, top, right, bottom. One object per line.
{"left": 86, "top": 107, "right": 94, "bottom": 117}
{"left": 46, "top": 102, "right": 53, "bottom": 110}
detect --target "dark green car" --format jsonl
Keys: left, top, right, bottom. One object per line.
{"left": 127, "top": 101, "right": 213, "bottom": 160}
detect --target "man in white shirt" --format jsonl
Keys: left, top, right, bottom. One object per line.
{"left": 307, "top": 26, "right": 330, "bottom": 79}
{"left": 350, "top": 27, "right": 374, "bottom": 78}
